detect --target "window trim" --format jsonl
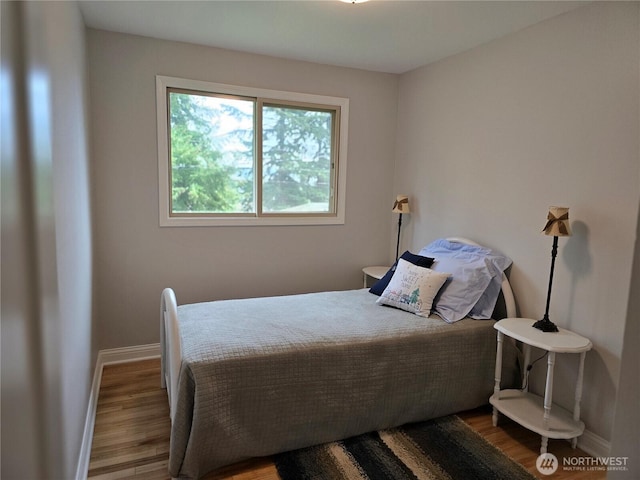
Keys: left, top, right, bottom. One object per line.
{"left": 156, "top": 75, "right": 349, "bottom": 227}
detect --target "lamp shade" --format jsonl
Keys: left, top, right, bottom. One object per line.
{"left": 392, "top": 195, "right": 410, "bottom": 214}
{"left": 542, "top": 206, "right": 571, "bottom": 237}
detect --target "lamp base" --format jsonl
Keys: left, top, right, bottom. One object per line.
{"left": 532, "top": 318, "right": 559, "bottom": 333}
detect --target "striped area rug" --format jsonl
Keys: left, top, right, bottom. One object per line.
{"left": 274, "top": 415, "right": 535, "bottom": 480}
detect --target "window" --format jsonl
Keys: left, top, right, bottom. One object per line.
{"left": 156, "top": 76, "right": 349, "bottom": 226}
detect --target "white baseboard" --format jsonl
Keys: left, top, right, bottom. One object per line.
{"left": 98, "top": 343, "right": 160, "bottom": 365}
{"left": 75, "top": 353, "right": 104, "bottom": 480}
{"left": 75, "top": 344, "right": 161, "bottom": 480}
{"left": 98, "top": 343, "right": 161, "bottom": 365}
{"left": 578, "top": 428, "right": 611, "bottom": 458}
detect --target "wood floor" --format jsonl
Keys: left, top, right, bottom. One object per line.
{"left": 88, "top": 359, "right": 605, "bottom": 480}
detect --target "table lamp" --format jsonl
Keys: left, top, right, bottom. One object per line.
{"left": 533, "top": 206, "right": 572, "bottom": 332}
{"left": 392, "top": 195, "right": 410, "bottom": 261}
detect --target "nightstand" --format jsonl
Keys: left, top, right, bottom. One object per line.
{"left": 362, "top": 266, "right": 389, "bottom": 288}
{"left": 490, "top": 317, "right": 592, "bottom": 454}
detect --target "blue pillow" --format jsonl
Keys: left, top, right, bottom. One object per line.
{"left": 468, "top": 251, "right": 512, "bottom": 319}
{"left": 369, "top": 251, "right": 435, "bottom": 296}
{"left": 418, "top": 239, "right": 510, "bottom": 323}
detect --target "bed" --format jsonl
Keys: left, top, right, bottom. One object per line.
{"left": 160, "top": 238, "right": 521, "bottom": 479}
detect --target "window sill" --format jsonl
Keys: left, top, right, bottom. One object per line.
{"left": 159, "top": 214, "right": 345, "bottom": 227}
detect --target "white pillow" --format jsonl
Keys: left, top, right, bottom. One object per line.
{"left": 376, "top": 259, "right": 450, "bottom": 317}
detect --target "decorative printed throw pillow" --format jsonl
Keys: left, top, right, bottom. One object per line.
{"left": 376, "top": 258, "right": 450, "bottom": 317}
{"left": 369, "top": 251, "right": 435, "bottom": 296}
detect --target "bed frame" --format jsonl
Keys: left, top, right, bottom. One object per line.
{"left": 160, "top": 286, "right": 180, "bottom": 420}
{"left": 160, "top": 237, "right": 516, "bottom": 418}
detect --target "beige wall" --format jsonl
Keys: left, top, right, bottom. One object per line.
{"left": 394, "top": 2, "right": 639, "bottom": 443}
{"left": 1, "top": 2, "right": 93, "bottom": 478}
{"left": 87, "top": 0, "right": 638, "bottom": 450}
{"left": 610, "top": 201, "right": 640, "bottom": 478}
{"left": 88, "top": 30, "right": 399, "bottom": 349}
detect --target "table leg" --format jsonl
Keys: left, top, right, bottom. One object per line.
{"left": 543, "top": 352, "right": 556, "bottom": 430}
{"left": 569, "top": 350, "right": 587, "bottom": 450}
{"left": 573, "top": 351, "right": 586, "bottom": 422}
{"left": 492, "top": 331, "right": 504, "bottom": 427}
{"left": 541, "top": 436, "right": 549, "bottom": 454}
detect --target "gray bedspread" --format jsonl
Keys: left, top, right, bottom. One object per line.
{"left": 169, "top": 288, "right": 518, "bottom": 479}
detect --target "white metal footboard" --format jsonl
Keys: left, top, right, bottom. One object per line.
{"left": 160, "top": 287, "right": 181, "bottom": 421}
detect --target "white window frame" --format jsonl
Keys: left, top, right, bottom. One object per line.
{"left": 156, "top": 75, "right": 349, "bottom": 227}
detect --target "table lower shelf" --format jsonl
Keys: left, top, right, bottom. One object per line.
{"left": 490, "top": 389, "right": 585, "bottom": 439}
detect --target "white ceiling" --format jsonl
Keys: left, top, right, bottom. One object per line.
{"left": 79, "top": 1, "right": 586, "bottom": 74}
